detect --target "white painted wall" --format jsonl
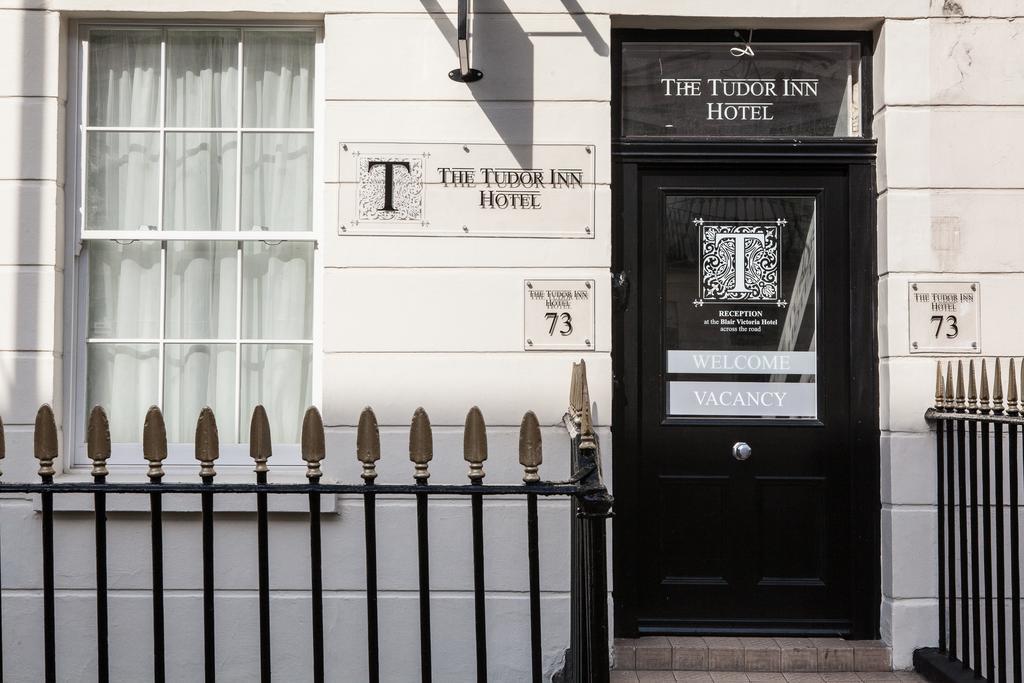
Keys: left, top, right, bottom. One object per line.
{"left": 873, "top": 9, "right": 1024, "bottom": 668}
{"left": 0, "top": 0, "right": 1022, "bottom": 679}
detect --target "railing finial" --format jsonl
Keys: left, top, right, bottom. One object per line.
{"left": 33, "top": 404, "right": 58, "bottom": 479}
{"left": 576, "top": 359, "right": 597, "bottom": 452}
{"left": 1010, "top": 358, "right": 1021, "bottom": 416}
{"left": 935, "top": 361, "right": 945, "bottom": 409}
{"left": 143, "top": 406, "right": 168, "bottom": 480}
{"left": 249, "top": 405, "right": 272, "bottom": 474}
{"left": 569, "top": 361, "right": 582, "bottom": 417}
{"left": 301, "top": 406, "right": 326, "bottom": 481}
{"left": 945, "top": 361, "right": 954, "bottom": 408}
{"left": 967, "top": 359, "right": 977, "bottom": 409}
{"left": 993, "top": 357, "right": 1005, "bottom": 413}
{"left": 356, "top": 407, "right": 380, "bottom": 482}
{"left": 463, "top": 406, "right": 488, "bottom": 481}
{"left": 518, "top": 411, "right": 542, "bottom": 483}
{"left": 86, "top": 406, "right": 111, "bottom": 478}
{"left": 955, "top": 360, "right": 966, "bottom": 410}
{"left": 195, "top": 407, "right": 220, "bottom": 479}
{"left": 409, "top": 407, "right": 433, "bottom": 482}
{"left": 979, "top": 359, "right": 990, "bottom": 412}
{"left": 1019, "top": 356, "right": 1024, "bottom": 415}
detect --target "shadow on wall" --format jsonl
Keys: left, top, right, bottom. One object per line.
{"left": 419, "top": 0, "right": 608, "bottom": 169}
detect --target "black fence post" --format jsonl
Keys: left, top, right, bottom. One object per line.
{"left": 410, "top": 408, "right": 434, "bottom": 683}
{"left": 250, "top": 406, "right": 273, "bottom": 683}
{"left": 0, "top": 415, "right": 4, "bottom": 682}
{"left": 34, "top": 405, "right": 58, "bottom": 683}
{"left": 920, "top": 358, "right": 1024, "bottom": 683}
{"left": 464, "top": 407, "right": 489, "bottom": 683}
{"left": 565, "top": 361, "right": 612, "bottom": 683}
{"left": 143, "top": 407, "right": 167, "bottom": 683}
{"left": 301, "top": 407, "right": 326, "bottom": 683}
{"left": 357, "top": 407, "right": 381, "bottom": 683}
{"left": 86, "top": 407, "right": 111, "bottom": 683}
{"left": 196, "top": 407, "right": 219, "bottom": 683}
{"left": 934, "top": 364, "right": 947, "bottom": 655}
{"left": 1, "top": 393, "right": 593, "bottom": 682}
{"left": 519, "top": 410, "right": 544, "bottom": 683}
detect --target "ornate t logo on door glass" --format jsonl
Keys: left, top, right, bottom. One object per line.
{"left": 694, "top": 218, "right": 786, "bottom": 307}
{"left": 356, "top": 155, "right": 425, "bottom": 224}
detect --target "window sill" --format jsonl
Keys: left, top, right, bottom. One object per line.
{"left": 30, "top": 468, "right": 338, "bottom": 514}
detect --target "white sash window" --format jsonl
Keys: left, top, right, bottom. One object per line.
{"left": 72, "top": 25, "right": 321, "bottom": 467}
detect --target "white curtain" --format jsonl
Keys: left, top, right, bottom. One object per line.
{"left": 88, "top": 29, "right": 161, "bottom": 127}
{"left": 165, "top": 241, "right": 237, "bottom": 340}
{"left": 240, "top": 242, "right": 313, "bottom": 440}
{"left": 86, "top": 241, "right": 161, "bottom": 442}
{"left": 84, "top": 28, "right": 316, "bottom": 447}
{"left": 166, "top": 29, "right": 238, "bottom": 128}
{"left": 241, "top": 241, "right": 312, "bottom": 340}
{"left": 164, "top": 343, "right": 237, "bottom": 443}
{"left": 87, "top": 31, "right": 161, "bottom": 231}
{"left": 241, "top": 30, "right": 315, "bottom": 231}
{"left": 242, "top": 31, "right": 314, "bottom": 128}
{"left": 240, "top": 344, "right": 312, "bottom": 443}
{"left": 240, "top": 132, "right": 313, "bottom": 230}
{"left": 164, "top": 30, "right": 239, "bottom": 231}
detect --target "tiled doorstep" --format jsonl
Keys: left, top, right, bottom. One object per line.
{"left": 615, "top": 638, "right": 893, "bottom": 673}
{"left": 611, "top": 673, "right": 925, "bottom": 683}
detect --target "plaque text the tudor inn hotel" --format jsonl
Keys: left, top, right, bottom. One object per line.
{"left": 338, "top": 142, "right": 596, "bottom": 237}
{"left": 621, "top": 41, "right": 863, "bottom": 137}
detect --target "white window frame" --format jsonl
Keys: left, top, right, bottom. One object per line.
{"left": 64, "top": 21, "right": 325, "bottom": 472}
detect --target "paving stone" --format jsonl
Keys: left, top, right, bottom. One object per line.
{"left": 674, "top": 672, "right": 714, "bottom": 682}
{"left": 636, "top": 636, "right": 674, "bottom": 671}
{"left": 741, "top": 638, "right": 781, "bottom": 672}
{"left": 856, "top": 673, "right": 898, "bottom": 681}
{"left": 612, "top": 671, "right": 641, "bottom": 683}
{"left": 851, "top": 642, "right": 891, "bottom": 672}
{"left": 615, "top": 638, "right": 637, "bottom": 670}
{"left": 670, "top": 636, "right": 709, "bottom": 671}
{"left": 638, "top": 672, "right": 679, "bottom": 683}
{"left": 710, "top": 672, "right": 749, "bottom": 683}
{"left": 783, "top": 674, "right": 824, "bottom": 683}
{"left": 820, "top": 673, "right": 861, "bottom": 681}
{"left": 811, "top": 639, "right": 855, "bottom": 672}
{"left": 777, "top": 638, "right": 817, "bottom": 672}
{"left": 747, "top": 673, "right": 787, "bottom": 681}
{"left": 705, "top": 637, "right": 745, "bottom": 671}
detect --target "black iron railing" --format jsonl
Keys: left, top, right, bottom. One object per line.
{"left": 0, "top": 361, "right": 612, "bottom": 683}
{"left": 916, "top": 359, "right": 1023, "bottom": 683}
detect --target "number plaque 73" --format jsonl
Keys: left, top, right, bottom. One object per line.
{"left": 931, "top": 315, "right": 959, "bottom": 339}
{"left": 544, "top": 312, "right": 574, "bottom": 336}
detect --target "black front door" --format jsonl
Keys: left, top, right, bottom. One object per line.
{"left": 614, "top": 161, "right": 878, "bottom": 636}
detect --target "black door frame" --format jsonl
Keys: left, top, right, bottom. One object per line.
{"left": 610, "top": 29, "right": 881, "bottom": 639}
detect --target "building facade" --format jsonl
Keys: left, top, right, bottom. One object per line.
{"left": 0, "top": 0, "right": 1022, "bottom": 680}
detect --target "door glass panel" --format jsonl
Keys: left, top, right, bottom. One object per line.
{"left": 664, "top": 195, "right": 817, "bottom": 419}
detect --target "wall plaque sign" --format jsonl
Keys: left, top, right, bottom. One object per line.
{"left": 908, "top": 281, "right": 981, "bottom": 353}
{"left": 620, "top": 41, "right": 862, "bottom": 137}
{"left": 523, "top": 280, "right": 595, "bottom": 351}
{"left": 664, "top": 195, "right": 819, "bottom": 419}
{"left": 338, "top": 143, "right": 596, "bottom": 238}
